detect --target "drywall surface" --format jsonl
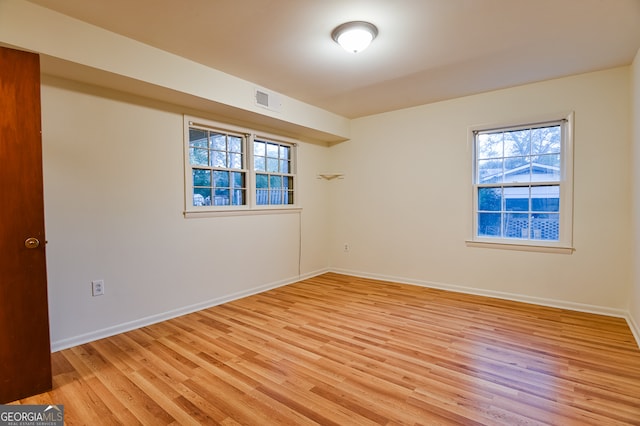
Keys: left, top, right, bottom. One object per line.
{"left": 41, "top": 76, "right": 331, "bottom": 349}
{"left": 630, "top": 48, "right": 640, "bottom": 340}
{"left": 329, "top": 67, "right": 632, "bottom": 313}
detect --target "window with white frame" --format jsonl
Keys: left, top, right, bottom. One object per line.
{"left": 188, "top": 127, "right": 247, "bottom": 207}
{"left": 470, "top": 114, "right": 574, "bottom": 251}
{"left": 254, "top": 139, "right": 295, "bottom": 206}
{"left": 184, "top": 116, "right": 297, "bottom": 215}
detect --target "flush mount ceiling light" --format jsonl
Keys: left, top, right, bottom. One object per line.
{"left": 331, "top": 21, "right": 378, "bottom": 53}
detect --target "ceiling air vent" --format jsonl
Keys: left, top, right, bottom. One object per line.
{"left": 254, "top": 88, "right": 282, "bottom": 112}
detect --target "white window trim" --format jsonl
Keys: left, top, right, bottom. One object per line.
{"left": 183, "top": 115, "right": 300, "bottom": 218}
{"left": 465, "top": 112, "right": 575, "bottom": 254}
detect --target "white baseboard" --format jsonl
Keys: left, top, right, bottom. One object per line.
{"left": 50, "top": 268, "right": 330, "bottom": 352}
{"left": 298, "top": 267, "right": 330, "bottom": 281}
{"left": 627, "top": 312, "right": 640, "bottom": 349}
{"left": 331, "top": 268, "right": 640, "bottom": 347}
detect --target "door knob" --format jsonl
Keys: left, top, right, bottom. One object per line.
{"left": 25, "top": 237, "right": 40, "bottom": 249}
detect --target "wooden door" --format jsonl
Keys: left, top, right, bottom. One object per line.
{"left": 0, "top": 46, "right": 52, "bottom": 403}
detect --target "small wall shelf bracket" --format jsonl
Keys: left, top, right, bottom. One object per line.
{"left": 317, "top": 173, "right": 344, "bottom": 180}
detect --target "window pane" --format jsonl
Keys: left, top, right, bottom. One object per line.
{"left": 534, "top": 153, "right": 560, "bottom": 168}
{"left": 192, "top": 169, "right": 211, "bottom": 186}
{"left": 478, "top": 213, "right": 501, "bottom": 237}
{"left": 213, "top": 170, "right": 229, "bottom": 187}
{"left": 477, "top": 133, "right": 502, "bottom": 159}
{"left": 189, "top": 129, "right": 208, "bottom": 148}
{"left": 270, "top": 175, "right": 282, "bottom": 188}
{"left": 256, "top": 189, "right": 268, "bottom": 205}
{"left": 531, "top": 213, "right": 559, "bottom": 240}
{"left": 504, "top": 129, "right": 530, "bottom": 158}
{"left": 190, "top": 148, "right": 209, "bottom": 166}
{"left": 478, "top": 187, "right": 501, "bottom": 211}
{"left": 230, "top": 153, "right": 242, "bottom": 169}
{"left": 229, "top": 136, "right": 242, "bottom": 153}
{"left": 254, "top": 156, "right": 265, "bottom": 172}
{"left": 503, "top": 157, "right": 531, "bottom": 183}
{"left": 531, "top": 186, "right": 559, "bottom": 212}
{"left": 270, "top": 190, "right": 283, "bottom": 204}
{"left": 532, "top": 125, "right": 561, "bottom": 154}
{"left": 478, "top": 159, "right": 503, "bottom": 183}
{"left": 212, "top": 151, "right": 227, "bottom": 168}
{"left": 283, "top": 176, "right": 293, "bottom": 189}
{"left": 286, "top": 190, "right": 294, "bottom": 204}
{"left": 214, "top": 189, "right": 230, "bottom": 205}
{"left": 280, "top": 146, "right": 290, "bottom": 159}
{"left": 232, "top": 189, "right": 245, "bottom": 205}
{"left": 267, "top": 158, "right": 279, "bottom": 173}
{"left": 504, "top": 187, "right": 529, "bottom": 211}
{"left": 256, "top": 174, "right": 268, "bottom": 188}
{"left": 211, "top": 133, "right": 226, "bottom": 151}
{"left": 231, "top": 172, "right": 244, "bottom": 188}
{"left": 254, "top": 141, "right": 265, "bottom": 156}
{"left": 504, "top": 213, "right": 529, "bottom": 239}
{"left": 532, "top": 154, "right": 560, "bottom": 181}
{"left": 193, "top": 188, "right": 211, "bottom": 206}
{"left": 266, "top": 143, "right": 278, "bottom": 158}
{"left": 280, "top": 159, "right": 289, "bottom": 173}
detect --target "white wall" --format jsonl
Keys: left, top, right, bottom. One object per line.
{"left": 631, "top": 49, "right": 640, "bottom": 339}
{"left": 329, "top": 67, "right": 632, "bottom": 314}
{"left": 42, "top": 66, "right": 637, "bottom": 350}
{"left": 41, "top": 76, "right": 331, "bottom": 350}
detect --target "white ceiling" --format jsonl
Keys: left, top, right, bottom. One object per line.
{"left": 26, "top": 0, "right": 640, "bottom": 119}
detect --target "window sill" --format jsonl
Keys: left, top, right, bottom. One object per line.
{"left": 184, "top": 206, "right": 302, "bottom": 219}
{"left": 465, "top": 239, "right": 574, "bottom": 254}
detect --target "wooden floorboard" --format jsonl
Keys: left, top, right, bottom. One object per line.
{"left": 12, "top": 273, "right": 640, "bottom": 425}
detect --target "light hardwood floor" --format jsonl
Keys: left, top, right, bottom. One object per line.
{"left": 13, "top": 273, "right": 640, "bottom": 425}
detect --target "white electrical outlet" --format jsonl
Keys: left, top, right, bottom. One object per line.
{"left": 92, "top": 280, "right": 105, "bottom": 297}
{"left": 344, "top": 243, "right": 350, "bottom": 252}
